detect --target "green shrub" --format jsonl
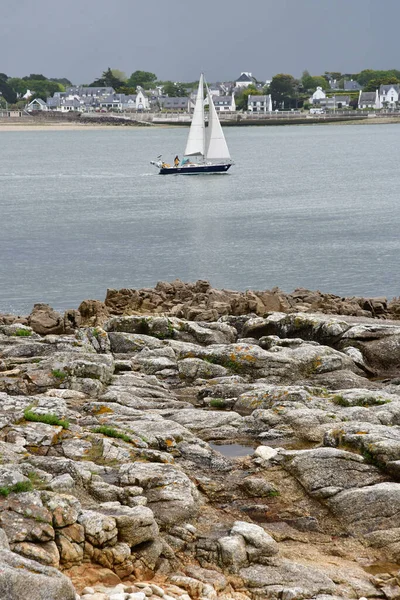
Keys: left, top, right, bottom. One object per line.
{"left": 24, "top": 409, "right": 69, "bottom": 429}
{"left": 93, "top": 426, "right": 132, "bottom": 443}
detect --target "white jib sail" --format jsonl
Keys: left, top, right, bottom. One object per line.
{"left": 184, "top": 74, "right": 205, "bottom": 157}
{"left": 205, "top": 84, "right": 231, "bottom": 161}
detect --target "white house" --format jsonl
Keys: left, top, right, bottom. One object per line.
{"left": 247, "top": 94, "right": 272, "bottom": 113}
{"left": 309, "top": 86, "right": 326, "bottom": 104}
{"left": 320, "top": 95, "right": 350, "bottom": 109}
{"left": 26, "top": 98, "right": 48, "bottom": 111}
{"left": 211, "top": 94, "right": 236, "bottom": 112}
{"left": 358, "top": 90, "right": 379, "bottom": 109}
{"left": 235, "top": 72, "right": 257, "bottom": 88}
{"left": 135, "top": 88, "right": 149, "bottom": 111}
{"left": 378, "top": 84, "right": 400, "bottom": 109}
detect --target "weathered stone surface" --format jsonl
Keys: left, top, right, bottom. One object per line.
{"left": 0, "top": 548, "right": 76, "bottom": 600}
{"left": 97, "top": 503, "right": 159, "bottom": 547}
{"left": 41, "top": 492, "right": 81, "bottom": 528}
{"left": 12, "top": 540, "right": 60, "bottom": 567}
{"left": 231, "top": 521, "right": 279, "bottom": 558}
{"left": 119, "top": 463, "right": 200, "bottom": 526}
{"left": 78, "top": 299, "right": 110, "bottom": 327}
{"left": 239, "top": 560, "right": 335, "bottom": 596}
{"left": 283, "top": 447, "right": 386, "bottom": 499}
{"left": 0, "top": 492, "right": 54, "bottom": 545}
{"left": 29, "top": 304, "right": 65, "bottom": 335}
{"left": 77, "top": 510, "right": 118, "bottom": 547}
{"left": 329, "top": 482, "right": 400, "bottom": 535}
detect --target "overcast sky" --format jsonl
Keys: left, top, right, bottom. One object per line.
{"left": 2, "top": 0, "right": 399, "bottom": 84}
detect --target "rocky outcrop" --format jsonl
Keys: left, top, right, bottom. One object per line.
{"left": 0, "top": 304, "right": 400, "bottom": 599}
{"left": 103, "top": 280, "right": 400, "bottom": 321}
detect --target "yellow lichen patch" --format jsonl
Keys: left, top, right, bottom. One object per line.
{"left": 355, "top": 431, "right": 368, "bottom": 435}
{"left": 243, "top": 354, "right": 256, "bottom": 362}
{"left": 165, "top": 438, "right": 175, "bottom": 447}
{"left": 93, "top": 406, "right": 114, "bottom": 415}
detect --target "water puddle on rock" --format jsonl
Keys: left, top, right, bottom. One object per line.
{"left": 209, "top": 442, "right": 254, "bottom": 457}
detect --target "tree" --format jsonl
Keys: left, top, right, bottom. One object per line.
{"left": 161, "top": 81, "right": 187, "bottom": 97}
{"left": 50, "top": 77, "right": 73, "bottom": 86}
{"left": 235, "top": 85, "right": 262, "bottom": 111}
{"left": 356, "top": 69, "right": 400, "bottom": 87}
{"left": 89, "top": 68, "right": 125, "bottom": 91}
{"left": 324, "top": 71, "right": 342, "bottom": 82}
{"left": 301, "top": 71, "right": 329, "bottom": 92}
{"left": 22, "top": 73, "right": 47, "bottom": 81}
{"left": 0, "top": 79, "right": 17, "bottom": 104}
{"left": 111, "top": 69, "right": 127, "bottom": 82}
{"left": 311, "top": 76, "right": 329, "bottom": 91}
{"left": 127, "top": 70, "right": 157, "bottom": 89}
{"left": 269, "top": 74, "right": 297, "bottom": 109}
{"left": 0, "top": 73, "right": 8, "bottom": 82}
{"left": 301, "top": 70, "right": 314, "bottom": 91}
{"left": 363, "top": 76, "right": 399, "bottom": 92}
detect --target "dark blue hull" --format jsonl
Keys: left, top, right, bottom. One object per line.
{"left": 159, "top": 163, "right": 232, "bottom": 175}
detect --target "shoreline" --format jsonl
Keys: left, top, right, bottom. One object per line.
{"left": 2, "top": 115, "right": 400, "bottom": 131}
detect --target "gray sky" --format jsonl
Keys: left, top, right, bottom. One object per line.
{"left": 2, "top": 0, "right": 399, "bottom": 84}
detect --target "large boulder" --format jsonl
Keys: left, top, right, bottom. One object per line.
{"left": 0, "top": 548, "right": 76, "bottom": 600}
{"left": 97, "top": 503, "right": 159, "bottom": 548}
{"left": 118, "top": 462, "right": 200, "bottom": 526}
{"left": 28, "top": 304, "right": 64, "bottom": 335}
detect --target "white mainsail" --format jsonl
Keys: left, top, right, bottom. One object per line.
{"left": 184, "top": 73, "right": 205, "bottom": 157}
{"left": 205, "top": 84, "right": 231, "bottom": 161}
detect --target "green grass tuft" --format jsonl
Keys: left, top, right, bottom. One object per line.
{"left": 93, "top": 426, "right": 132, "bottom": 443}
{"left": 24, "top": 409, "right": 69, "bottom": 429}
{"left": 0, "top": 480, "right": 33, "bottom": 497}
{"left": 51, "top": 369, "right": 67, "bottom": 381}
{"left": 14, "top": 328, "right": 32, "bottom": 337}
{"left": 209, "top": 398, "right": 226, "bottom": 409}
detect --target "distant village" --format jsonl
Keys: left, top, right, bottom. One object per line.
{"left": 1, "top": 69, "right": 400, "bottom": 116}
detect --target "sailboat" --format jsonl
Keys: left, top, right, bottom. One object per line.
{"left": 150, "top": 74, "right": 233, "bottom": 175}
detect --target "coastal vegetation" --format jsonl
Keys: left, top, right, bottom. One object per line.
{"left": 23, "top": 408, "right": 70, "bottom": 429}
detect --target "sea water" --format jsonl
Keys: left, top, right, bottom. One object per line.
{"left": 1, "top": 124, "right": 399, "bottom": 313}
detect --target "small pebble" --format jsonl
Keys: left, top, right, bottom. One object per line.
{"left": 127, "top": 593, "right": 146, "bottom": 600}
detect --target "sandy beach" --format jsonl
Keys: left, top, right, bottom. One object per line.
{"left": 1, "top": 116, "right": 400, "bottom": 131}
{"left": 0, "top": 122, "right": 147, "bottom": 131}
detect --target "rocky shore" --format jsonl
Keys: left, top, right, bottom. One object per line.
{"left": 0, "top": 281, "right": 399, "bottom": 600}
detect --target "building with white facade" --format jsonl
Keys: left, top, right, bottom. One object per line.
{"left": 309, "top": 87, "right": 326, "bottom": 104}
{"left": 247, "top": 94, "right": 272, "bottom": 112}
{"left": 358, "top": 90, "right": 379, "bottom": 109}
{"left": 212, "top": 94, "right": 236, "bottom": 112}
{"left": 378, "top": 84, "right": 400, "bottom": 108}
{"left": 235, "top": 72, "right": 257, "bottom": 88}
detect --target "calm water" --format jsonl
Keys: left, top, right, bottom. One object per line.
{"left": 1, "top": 124, "right": 399, "bottom": 314}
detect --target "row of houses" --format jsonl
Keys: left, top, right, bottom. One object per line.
{"left": 310, "top": 84, "right": 400, "bottom": 110}
{"left": 26, "top": 72, "right": 276, "bottom": 114}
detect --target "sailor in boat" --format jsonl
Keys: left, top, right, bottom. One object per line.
{"left": 174, "top": 155, "right": 180, "bottom": 168}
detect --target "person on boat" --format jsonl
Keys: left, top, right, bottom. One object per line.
{"left": 174, "top": 156, "right": 180, "bottom": 167}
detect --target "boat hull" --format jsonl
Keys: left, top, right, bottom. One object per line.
{"left": 159, "top": 163, "right": 232, "bottom": 175}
